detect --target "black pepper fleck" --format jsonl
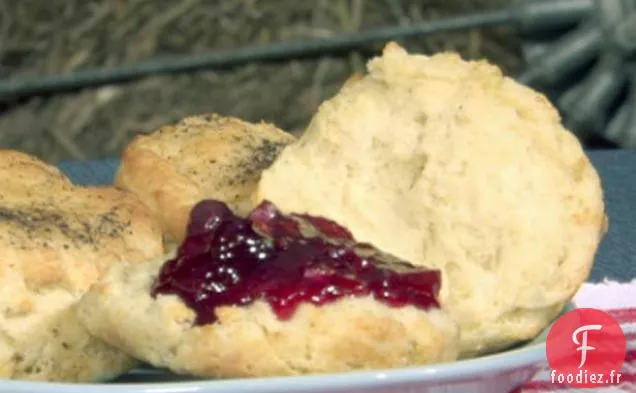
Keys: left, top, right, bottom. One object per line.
{"left": 234, "top": 138, "right": 289, "bottom": 184}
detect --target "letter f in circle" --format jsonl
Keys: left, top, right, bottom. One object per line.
{"left": 572, "top": 324, "right": 603, "bottom": 368}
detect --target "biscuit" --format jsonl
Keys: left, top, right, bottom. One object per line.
{"left": 77, "top": 253, "right": 459, "bottom": 378}
{"left": 255, "top": 43, "right": 607, "bottom": 357}
{"left": 114, "top": 114, "right": 296, "bottom": 243}
{"left": 0, "top": 150, "right": 164, "bottom": 381}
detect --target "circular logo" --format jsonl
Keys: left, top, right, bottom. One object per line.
{"left": 546, "top": 308, "right": 626, "bottom": 388}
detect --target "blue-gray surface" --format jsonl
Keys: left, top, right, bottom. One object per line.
{"left": 57, "top": 150, "right": 635, "bottom": 283}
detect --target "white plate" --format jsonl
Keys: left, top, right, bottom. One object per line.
{"left": 0, "top": 315, "right": 558, "bottom": 393}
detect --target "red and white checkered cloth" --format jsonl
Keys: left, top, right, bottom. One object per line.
{"left": 515, "top": 279, "right": 636, "bottom": 393}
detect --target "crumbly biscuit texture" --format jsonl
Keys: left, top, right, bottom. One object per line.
{"left": 115, "top": 114, "right": 296, "bottom": 242}
{"left": 255, "top": 43, "right": 607, "bottom": 356}
{"left": 0, "top": 149, "right": 164, "bottom": 381}
{"left": 77, "top": 254, "right": 459, "bottom": 378}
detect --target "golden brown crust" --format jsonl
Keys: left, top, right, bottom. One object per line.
{"left": 0, "top": 149, "right": 164, "bottom": 381}
{"left": 77, "top": 254, "right": 459, "bottom": 378}
{"left": 256, "top": 43, "right": 607, "bottom": 357}
{"left": 115, "top": 114, "right": 296, "bottom": 242}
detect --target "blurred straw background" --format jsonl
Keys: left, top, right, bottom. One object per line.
{"left": 0, "top": 0, "right": 521, "bottom": 163}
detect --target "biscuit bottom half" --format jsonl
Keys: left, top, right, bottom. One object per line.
{"left": 77, "top": 255, "right": 460, "bottom": 378}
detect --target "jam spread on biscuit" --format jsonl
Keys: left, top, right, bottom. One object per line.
{"left": 151, "top": 200, "right": 441, "bottom": 325}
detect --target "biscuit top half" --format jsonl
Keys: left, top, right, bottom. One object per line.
{"left": 0, "top": 150, "right": 163, "bottom": 361}
{"left": 256, "top": 43, "right": 607, "bottom": 356}
{"left": 115, "top": 114, "right": 295, "bottom": 242}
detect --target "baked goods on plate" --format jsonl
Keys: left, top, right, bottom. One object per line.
{"left": 0, "top": 150, "right": 164, "bottom": 381}
{"left": 0, "top": 43, "right": 608, "bottom": 393}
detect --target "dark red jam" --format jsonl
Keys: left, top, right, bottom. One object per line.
{"left": 151, "top": 200, "right": 441, "bottom": 325}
